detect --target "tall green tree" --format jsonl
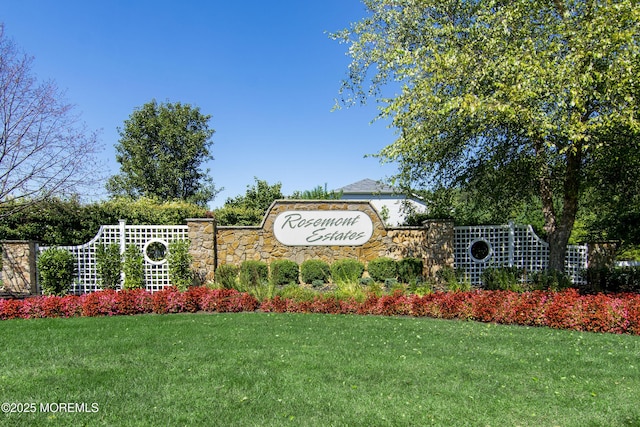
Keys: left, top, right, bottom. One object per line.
{"left": 107, "top": 100, "right": 220, "bottom": 206}
{"left": 583, "top": 127, "right": 640, "bottom": 245}
{"left": 334, "top": 0, "right": 640, "bottom": 271}
{"left": 214, "top": 178, "right": 283, "bottom": 226}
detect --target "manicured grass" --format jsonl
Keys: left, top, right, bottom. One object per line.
{"left": 1, "top": 313, "right": 639, "bottom": 426}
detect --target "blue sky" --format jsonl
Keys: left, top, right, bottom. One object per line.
{"left": 2, "top": 0, "right": 399, "bottom": 208}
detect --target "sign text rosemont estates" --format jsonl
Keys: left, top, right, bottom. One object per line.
{"left": 273, "top": 211, "right": 374, "bottom": 246}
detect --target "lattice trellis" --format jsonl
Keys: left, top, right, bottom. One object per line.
{"left": 38, "top": 221, "right": 188, "bottom": 294}
{"left": 454, "top": 223, "right": 587, "bottom": 286}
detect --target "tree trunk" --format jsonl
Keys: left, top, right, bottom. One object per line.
{"left": 537, "top": 141, "right": 583, "bottom": 273}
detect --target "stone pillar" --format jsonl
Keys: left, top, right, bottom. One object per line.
{"left": 1, "top": 241, "right": 38, "bottom": 295}
{"left": 587, "top": 241, "right": 618, "bottom": 269}
{"left": 422, "top": 219, "right": 455, "bottom": 277}
{"left": 186, "top": 218, "right": 216, "bottom": 285}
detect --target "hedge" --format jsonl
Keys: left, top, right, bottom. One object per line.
{"left": 2, "top": 288, "right": 640, "bottom": 335}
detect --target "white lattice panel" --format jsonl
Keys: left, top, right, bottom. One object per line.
{"left": 454, "top": 223, "right": 587, "bottom": 286}
{"left": 38, "top": 221, "right": 188, "bottom": 294}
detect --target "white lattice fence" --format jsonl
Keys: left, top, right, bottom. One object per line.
{"left": 454, "top": 223, "right": 587, "bottom": 286}
{"left": 38, "top": 221, "right": 189, "bottom": 294}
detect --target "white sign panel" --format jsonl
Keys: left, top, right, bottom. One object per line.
{"left": 273, "top": 211, "right": 373, "bottom": 246}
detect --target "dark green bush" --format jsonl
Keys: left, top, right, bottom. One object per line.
{"left": 123, "top": 244, "right": 144, "bottom": 289}
{"left": 359, "top": 277, "right": 374, "bottom": 286}
{"left": 239, "top": 260, "right": 269, "bottom": 288}
{"left": 607, "top": 266, "right": 640, "bottom": 293}
{"left": 300, "top": 259, "right": 331, "bottom": 284}
{"left": 213, "top": 205, "right": 264, "bottom": 226}
{"left": 529, "top": 270, "right": 573, "bottom": 292}
{"left": 583, "top": 266, "right": 640, "bottom": 294}
{"left": 330, "top": 259, "right": 365, "bottom": 284}
{"left": 398, "top": 258, "right": 424, "bottom": 283}
{"left": 95, "top": 243, "right": 122, "bottom": 290}
{"left": 37, "top": 247, "right": 75, "bottom": 296}
{"left": 270, "top": 259, "right": 299, "bottom": 286}
{"left": 215, "top": 264, "right": 239, "bottom": 289}
{"left": 168, "top": 240, "right": 193, "bottom": 291}
{"left": 481, "top": 266, "right": 524, "bottom": 291}
{"left": 367, "top": 257, "right": 398, "bottom": 282}
{"left": 311, "top": 279, "right": 325, "bottom": 289}
{"left": 0, "top": 196, "right": 208, "bottom": 246}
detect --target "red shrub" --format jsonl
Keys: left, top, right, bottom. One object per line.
{"left": 19, "top": 297, "right": 45, "bottom": 319}
{"left": 544, "top": 289, "right": 583, "bottom": 331}
{"left": 580, "top": 293, "right": 630, "bottom": 334}
{"left": 261, "top": 296, "right": 288, "bottom": 313}
{"left": 81, "top": 290, "right": 118, "bottom": 317}
{"left": 0, "top": 298, "right": 24, "bottom": 319}
{"left": 408, "top": 294, "right": 435, "bottom": 317}
{"left": 509, "top": 291, "right": 550, "bottom": 327}
{"left": 152, "top": 287, "right": 185, "bottom": 314}
{"left": 3, "top": 284, "right": 640, "bottom": 337}
{"left": 433, "top": 291, "right": 473, "bottom": 320}
{"left": 60, "top": 295, "right": 83, "bottom": 317}
{"left": 626, "top": 295, "right": 640, "bottom": 335}
{"left": 183, "top": 287, "right": 208, "bottom": 313}
{"left": 115, "top": 289, "right": 153, "bottom": 315}
{"left": 38, "top": 296, "right": 65, "bottom": 318}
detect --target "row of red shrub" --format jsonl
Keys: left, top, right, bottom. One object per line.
{"left": 2, "top": 287, "right": 639, "bottom": 335}
{"left": 0, "top": 287, "right": 259, "bottom": 320}
{"left": 261, "top": 289, "right": 640, "bottom": 335}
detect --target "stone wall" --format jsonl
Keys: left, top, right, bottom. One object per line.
{"left": 587, "top": 241, "right": 618, "bottom": 269}
{"left": 187, "top": 218, "right": 216, "bottom": 284}
{"left": 190, "top": 200, "right": 454, "bottom": 280}
{"left": 1, "top": 241, "right": 38, "bottom": 295}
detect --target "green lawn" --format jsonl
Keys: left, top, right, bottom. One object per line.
{"left": 1, "top": 312, "right": 639, "bottom": 426}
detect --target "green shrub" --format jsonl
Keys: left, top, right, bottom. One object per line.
{"left": 215, "top": 264, "right": 239, "bottom": 289}
{"left": 237, "top": 260, "right": 273, "bottom": 300}
{"left": 481, "top": 266, "right": 524, "bottom": 291}
{"left": 213, "top": 205, "right": 264, "bottom": 226}
{"left": 276, "top": 284, "right": 317, "bottom": 301}
{"left": 384, "top": 278, "right": 398, "bottom": 288}
{"left": 0, "top": 196, "right": 208, "bottom": 246}
{"left": 37, "top": 247, "right": 75, "bottom": 296}
{"left": 409, "top": 280, "right": 434, "bottom": 296}
{"left": 95, "top": 243, "right": 122, "bottom": 290}
{"left": 583, "top": 266, "right": 640, "bottom": 294}
{"left": 239, "top": 260, "right": 269, "bottom": 288}
{"left": 359, "top": 276, "right": 374, "bottom": 286}
{"left": 607, "top": 266, "right": 640, "bottom": 293}
{"left": 529, "top": 270, "right": 573, "bottom": 292}
{"left": 300, "top": 259, "right": 331, "bottom": 284}
{"left": 122, "top": 244, "right": 144, "bottom": 289}
{"left": 367, "top": 257, "right": 398, "bottom": 282}
{"left": 366, "top": 281, "right": 385, "bottom": 297}
{"left": 168, "top": 240, "right": 193, "bottom": 291}
{"left": 398, "top": 258, "right": 424, "bottom": 283}
{"left": 270, "top": 259, "right": 299, "bottom": 286}
{"left": 330, "top": 259, "right": 365, "bottom": 284}
{"left": 437, "top": 266, "right": 471, "bottom": 292}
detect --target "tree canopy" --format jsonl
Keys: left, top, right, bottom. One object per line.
{"left": 290, "top": 184, "right": 342, "bottom": 200}
{"left": 334, "top": 0, "right": 640, "bottom": 271}
{"left": 107, "top": 100, "right": 220, "bottom": 206}
{"left": 215, "top": 178, "right": 283, "bottom": 226}
{"left": 0, "top": 25, "right": 100, "bottom": 215}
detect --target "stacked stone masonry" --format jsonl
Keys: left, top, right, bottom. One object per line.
{"left": 1, "top": 241, "right": 38, "bottom": 294}
{"left": 189, "top": 200, "right": 455, "bottom": 283}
